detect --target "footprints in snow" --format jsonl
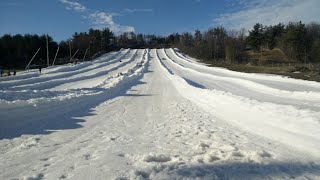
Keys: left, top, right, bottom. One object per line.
{"left": 164, "top": 100, "right": 274, "bottom": 165}
{"left": 59, "top": 165, "right": 75, "bottom": 179}
{"left": 19, "top": 131, "right": 121, "bottom": 179}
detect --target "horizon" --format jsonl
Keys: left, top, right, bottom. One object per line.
{"left": 1, "top": 0, "right": 320, "bottom": 42}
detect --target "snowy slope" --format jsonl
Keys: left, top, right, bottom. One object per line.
{"left": 0, "top": 49, "right": 320, "bottom": 179}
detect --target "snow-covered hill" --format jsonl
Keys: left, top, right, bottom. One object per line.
{"left": 1, "top": 49, "right": 320, "bottom": 179}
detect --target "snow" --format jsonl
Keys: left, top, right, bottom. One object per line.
{"left": 1, "top": 48, "right": 320, "bottom": 179}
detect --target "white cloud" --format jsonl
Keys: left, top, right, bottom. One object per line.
{"left": 59, "top": 0, "right": 86, "bottom": 12}
{"left": 58, "top": 0, "right": 135, "bottom": 33}
{"left": 215, "top": 0, "right": 320, "bottom": 30}
{"left": 123, "top": 8, "right": 153, "bottom": 13}
{"left": 89, "top": 11, "right": 135, "bottom": 33}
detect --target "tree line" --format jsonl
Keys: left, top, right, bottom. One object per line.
{"left": 1, "top": 21, "right": 319, "bottom": 69}
{"left": 174, "top": 21, "right": 320, "bottom": 64}
{"left": 247, "top": 22, "right": 320, "bottom": 63}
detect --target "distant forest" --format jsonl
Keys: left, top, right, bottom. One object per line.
{"left": 0, "top": 21, "right": 319, "bottom": 69}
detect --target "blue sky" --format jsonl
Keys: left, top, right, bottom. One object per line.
{"left": 1, "top": 0, "right": 319, "bottom": 42}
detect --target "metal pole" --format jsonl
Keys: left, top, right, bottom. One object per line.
{"left": 52, "top": 46, "right": 60, "bottom": 66}
{"left": 83, "top": 48, "right": 89, "bottom": 61}
{"left": 69, "top": 49, "right": 79, "bottom": 62}
{"left": 25, "top": 47, "right": 41, "bottom": 70}
{"left": 69, "top": 40, "right": 72, "bottom": 59}
{"left": 46, "top": 34, "right": 50, "bottom": 67}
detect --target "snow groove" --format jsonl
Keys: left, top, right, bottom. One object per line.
{"left": 169, "top": 48, "right": 320, "bottom": 91}
{"left": 163, "top": 49, "right": 320, "bottom": 102}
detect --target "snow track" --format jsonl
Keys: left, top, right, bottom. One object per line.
{"left": 1, "top": 49, "right": 320, "bottom": 179}
{"left": 159, "top": 49, "right": 320, "bottom": 111}
{"left": 171, "top": 48, "right": 320, "bottom": 92}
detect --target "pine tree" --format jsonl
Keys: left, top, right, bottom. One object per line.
{"left": 248, "top": 23, "right": 265, "bottom": 51}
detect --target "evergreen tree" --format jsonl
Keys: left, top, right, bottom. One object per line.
{"left": 282, "top": 21, "right": 307, "bottom": 61}
{"left": 265, "top": 23, "right": 285, "bottom": 50}
{"left": 247, "top": 23, "right": 265, "bottom": 51}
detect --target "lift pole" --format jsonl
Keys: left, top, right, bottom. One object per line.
{"left": 52, "top": 46, "right": 60, "bottom": 66}
{"left": 46, "top": 34, "right": 50, "bottom": 67}
{"left": 25, "top": 47, "right": 41, "bottom": 70}
{"left": 69, "top": 40, "right": 72, "bottom": 59}
{"left": 69, "top": 49, "right": 79, "bottom": 63}
{"left": 83, "top": 48, "right": 89, "bottom": 61}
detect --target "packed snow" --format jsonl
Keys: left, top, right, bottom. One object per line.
{"left": 0, "top": 48, "right": 320, "bottom": 179}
